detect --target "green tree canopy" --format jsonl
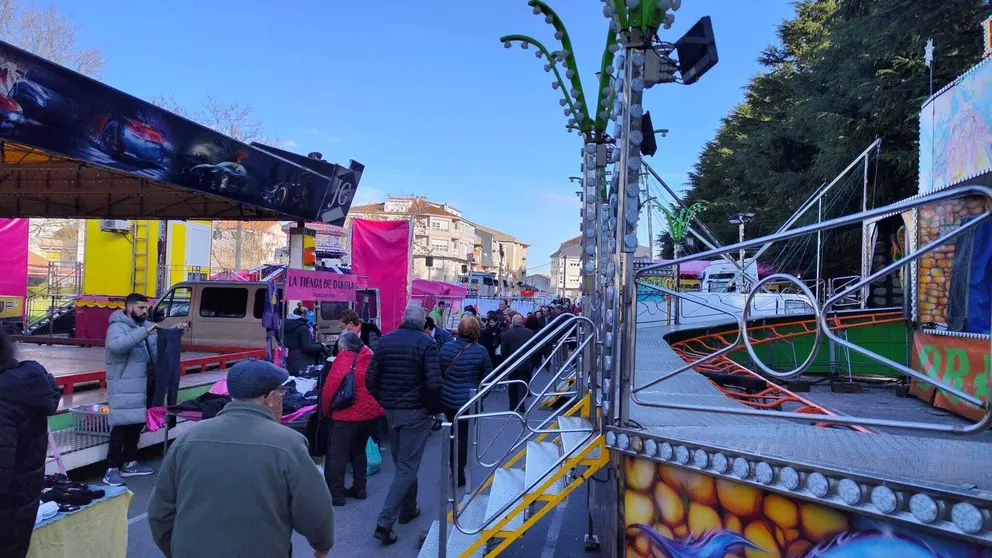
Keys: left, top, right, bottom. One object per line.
{"left": 682, "top": 0, "right": 988, "bottom": 276}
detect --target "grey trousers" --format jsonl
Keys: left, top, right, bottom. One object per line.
{"left": 376, "top": 408, "right": 434, "bottom": 528}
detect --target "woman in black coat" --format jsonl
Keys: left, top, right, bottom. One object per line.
{"left": 438, "top": 317, "right": 493, "bottom": 487}
{"left": 283, "top": 312, "right": 325, "bottom": 376}
{"left": 478, "top": 314, "right": 503, "bottom": 369}
{"left": 0, "top": 329, "right": 60, "bottom": 558}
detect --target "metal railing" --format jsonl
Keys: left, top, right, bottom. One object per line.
{"left": 827, "top": 275, "right": 862, "bottom": 309}
{"left": 629, "top": 184, "right": 992, "bottom": 436}
{"left": 437, "top": 312, "right": 598, "bottom": 546}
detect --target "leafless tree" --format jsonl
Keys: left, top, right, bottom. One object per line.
{"left": 210, "top": 221, "right": 284, "bottom": 270}
{"left": 0, "top": 0, "right": 105, "bottom": 75}
{"left": 149, "top": 94, "right": 268, "bottom": 144}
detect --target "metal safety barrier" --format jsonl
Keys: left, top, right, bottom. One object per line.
{"left": 629, "top": 184, "right": 992, "bottom": 436}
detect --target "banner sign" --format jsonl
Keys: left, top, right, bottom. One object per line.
{"left": 0, "top": 219, "right": 27, "bottom": 305}
{"left": 909, "top": 330, "right": 990, "bottom": 421}
{"left": 285, "top": 270, "right": 358, "bottom": 302}
{"left": 0, "top": 41, "right": 361, "bottom": 224}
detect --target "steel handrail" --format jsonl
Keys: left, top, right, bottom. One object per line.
{"left": 451, "top": 315, "right": 597, "bottom": 535}
{"left": 472, "top": 326, "right": 593, "bottom": 467}
{"left": 631, "top": 184, "right": 992, "bottom": 436}
{"left": 479, "top": 312, "right": 575, "bottom": 388}
{"left": 474, "top": 320, "right": 585, "bottom": 463}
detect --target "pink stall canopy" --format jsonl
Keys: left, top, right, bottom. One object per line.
{"left": 350, "top": 219, "right": 412, "bottom": 334}
{"left": 210, "top": 270, "right": 252, "bottom": 281}
{"left": 0, "top": 219, "right": 28, "bottom": 302}
{"left": 412, "top": 279, "right": 468, "bottom": 312}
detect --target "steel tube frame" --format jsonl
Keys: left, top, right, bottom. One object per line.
{"left": 631, "top": 184, "right": 992, "bottom": 435}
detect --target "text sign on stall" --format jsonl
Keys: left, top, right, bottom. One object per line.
{"left": 285, "top": 269, "right": 358, "bottom": 302}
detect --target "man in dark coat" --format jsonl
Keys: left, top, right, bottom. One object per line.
{"left": 500, "top": 314, "right": 537, "bottom": 412}
{"left": 423, "top": 316, "right": 452, "bottom": 351}
{"left": 0, "top": 329, "right": 60, "bottom": 558}
{"left": 283, "top": 311, "right": 325, "bottom": 376}
{"left": 366, "top": 304, "right": 442, "bottom": 545}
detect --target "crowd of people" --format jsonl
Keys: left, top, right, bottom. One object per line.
{"left": 0, "top": 292, "right": 581, "bottom": 557}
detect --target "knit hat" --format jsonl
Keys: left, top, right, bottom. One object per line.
{"left": 227, "top": 359, "right": 290, "bottom": 400}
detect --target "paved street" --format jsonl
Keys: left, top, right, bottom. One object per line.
{"left": 70, "top": 386, "right": 596, "bottom": 558}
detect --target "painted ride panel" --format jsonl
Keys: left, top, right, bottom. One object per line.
{"left": 0, "top": 41, "right": 360, "bottom": 224}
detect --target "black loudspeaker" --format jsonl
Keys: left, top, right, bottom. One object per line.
{"left": 641, "top": 112, "right": 657, "bottom": 156}
{"left": 461, "top": 264, "right": 468, "bottom": 273}
{"left": 426, "top": 256, "right": 434, "bottom": 267}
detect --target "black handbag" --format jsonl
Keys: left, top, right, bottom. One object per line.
{"left": 331, "top": 351, "right": 361, "bottom": 410}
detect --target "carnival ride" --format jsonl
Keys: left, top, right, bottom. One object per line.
{"left": 0, "top": 39, "right": 365, "bottom": 472}
{"left": 418, "top": 2, "right": 992, "bottom": 557}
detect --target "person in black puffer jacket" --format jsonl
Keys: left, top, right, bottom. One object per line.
{"left": 438, "top": 317, "right": 492, "bottom": 487}
{"left": 0, "top": 329, "right": 60, "bottom": 558}
{"left": 283, "top": 311, "right": 325, "bottom": 376}
{"left": 366, "top": 303, "right": 441, "bottom": 544}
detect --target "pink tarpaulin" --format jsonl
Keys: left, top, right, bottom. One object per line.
{"left": 412, "top": 279, "right": 468, "bottom": 298}
{"left": 0, "top": 219, "right": 28, "bottom": 301}
{"left": 350, "top": 219, "right": 412, "bottom": 333}
{"left": 210, "top": 270, "right": 251, "bottom": 281}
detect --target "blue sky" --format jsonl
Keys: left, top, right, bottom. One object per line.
{"left": 60, "top": 0, "right": 796, "bottom": 274}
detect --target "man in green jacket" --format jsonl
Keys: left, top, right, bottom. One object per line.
{"left": 147, "top": 360, "right": 334, "bottom": 558}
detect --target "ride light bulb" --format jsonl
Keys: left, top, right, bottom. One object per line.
{"left": 870, "top": 486, "right": 899, "bottom": 514}
{"left": 503, "top": 41, "right": 512, "bottom": 49}
{"left": 807, "top": 473, "right": 829, "bottom": 498}
{"left": 780, "top": 467, "right": 800, "bottom": 491}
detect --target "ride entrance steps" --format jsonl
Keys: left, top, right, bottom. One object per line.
{"left": 418, "top": 396, "right": 607, "bottom": 557}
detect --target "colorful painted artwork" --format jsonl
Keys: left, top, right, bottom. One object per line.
{"left": 919, "top": 58, "right": 992, "bottom": 194}
{"left": 622, "top": 456, "right": 991, "bottom": 558}
{"left": 915, "top": 196, "right": 989, "bottom": 326}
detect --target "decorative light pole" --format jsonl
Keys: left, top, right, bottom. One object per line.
{"left": 499, "top": 0, "right": 622, "bottom": 423}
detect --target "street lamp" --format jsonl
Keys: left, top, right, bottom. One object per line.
{"left": 728, "top": 211, "right": 756, "bottom": 270}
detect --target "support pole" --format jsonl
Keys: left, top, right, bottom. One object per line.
{"left": 861, "top": 154, "right": 870, "bottom": 309}
{"left": 617, "top": 32, "right": 646, "bottom": 427}
{"left": 156, "top": 221, "right": 168, "bottom": 297}
{"left": 234, "top": 221, "right": 244, "bottom": 270}
{"left": 815, "top": 198, "right": 823, "bottom": 303}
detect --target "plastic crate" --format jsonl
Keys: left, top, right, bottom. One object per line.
{"left": 71, "top": 404, "right": 112, "bottom": 437}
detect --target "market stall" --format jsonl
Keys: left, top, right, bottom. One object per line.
{"left": 28, "top": 485, "right": 130, "bottom": 558}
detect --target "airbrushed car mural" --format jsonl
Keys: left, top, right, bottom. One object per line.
{"left": 0, "top": 92, "right": 22, "bottom": 129}
{"left": 0, "top": 40, "right": 362, "bottom": 224}
{"left": 98, "top": 116, "right": 168, "bottom": 165}
{"left": 189, "top": 161, "right": 249, "bottom": 193}
{"left": 623, "top": 456, "right": 991, "bottom": 558}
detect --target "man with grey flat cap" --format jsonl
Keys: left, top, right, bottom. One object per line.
{"left": 148, "top": 359, "right": 334, "bottom": 558}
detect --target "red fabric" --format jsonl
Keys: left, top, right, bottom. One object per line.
{"left": 350, "top": 219, "right": 412, "bottom": 333}
{"left": 320, "top": 346, "right": 384, "bottom": 421}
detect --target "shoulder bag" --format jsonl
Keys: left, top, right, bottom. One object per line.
{"left": 331, "top": 350, "right": 361, "bottom": 410}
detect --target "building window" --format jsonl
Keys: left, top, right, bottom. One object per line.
{"left": 431, "top": 219, "right": 449, "bottom": 232}
{"left": 200, "top": 287, "right": 248, "bottom": 318}
{"left": 431, "top": 239, "right": 448, "bottom": 253}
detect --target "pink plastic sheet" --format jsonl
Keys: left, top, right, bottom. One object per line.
{"left": 281, "top": 405, "right": 316, "bottom": 424}
{"left": 0, "top": 219, "right": 27, "bottom": 300}
{"left": 412, "top": 279, "right": 468, "bottom": 298}
{"left": 350, "top": 219, "right": 412, "bottom": 333}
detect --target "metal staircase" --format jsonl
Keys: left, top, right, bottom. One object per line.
{"left": 25, "top": 261, "right": 82, "bottom": 335}
{"left": 419, "top": 313, "right": 608, "bottom": 558}
{"left": 132, "top": 220, "right": 152, "bottom": 294}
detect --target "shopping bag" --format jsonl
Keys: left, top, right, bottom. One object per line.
{"left": 366, "top": 437, "right": 382, "bottom": 476}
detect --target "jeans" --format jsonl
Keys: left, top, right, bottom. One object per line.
{"left": 443, "top": 408, "right": 469, "bottom": 484}
{"left": 107, "top": 423, "right": 143, "bottom": 468}
{"left": 376, "top": 408, "right": 434, "bottom": 528}
{"left": 324, "top": 418, "right": 378, "bottom": 499}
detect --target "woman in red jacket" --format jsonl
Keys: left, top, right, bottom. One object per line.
{"left": 320, "top": 331, "right": 385, "bottom": 506}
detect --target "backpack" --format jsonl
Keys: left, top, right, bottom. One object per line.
{"left": 331, "top": 351, "right": 361, "bottom": 410}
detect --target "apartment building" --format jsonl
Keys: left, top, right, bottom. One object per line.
{"left": 550, "top": 236, "right": 652, "bottom": 299}
{"left": 472, "top": 224, "right": 530, "bottom": 287}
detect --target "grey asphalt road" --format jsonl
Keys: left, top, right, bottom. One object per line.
{"left": 71, "top": 387, "right": 599, "bottom": 558}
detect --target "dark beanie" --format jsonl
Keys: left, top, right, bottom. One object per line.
{"left": 227, "top": 359, "right": 289, "bottom": 399}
